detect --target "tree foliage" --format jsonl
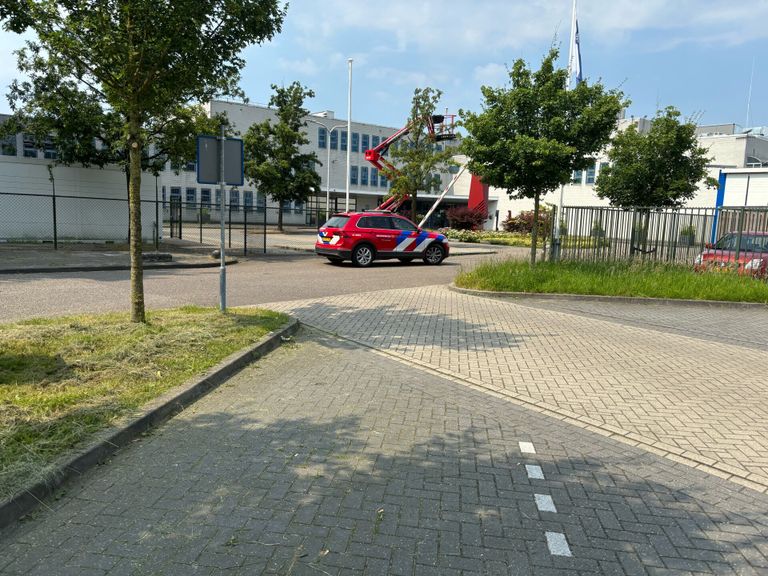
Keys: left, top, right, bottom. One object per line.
{"left": 460, "top": 48, "right": 625, "bottom": 264}
{"left": 1, "top": 0, "right": 286, "bottom": 322}
{"left": 595, "top": 107, "right": 715, "bottom": 207}
{"left": 386, "top": 87, "right": 457, "bottom": 220}
{"left": 243, "top": 82, "right": 321, "bottom": 231}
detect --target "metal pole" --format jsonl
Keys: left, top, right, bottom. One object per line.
{"left": 345, "top": 58, "right": 352, "bottom": 211}
{"left": 154, "top": 175, "right": 159, "bottom": 250}
{"left": 219, "top": 124, "right": 227, "bottom": 312}
{"left": 326, "top": 142, "right": 332, "bottom": 218}
{"left": 48, "top": 165, "right": 58, "bottom": 250}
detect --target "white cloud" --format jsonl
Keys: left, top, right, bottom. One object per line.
{"left": 277, "top": 57, "right": 320, "bottom": 76}
{"left": 473, "top": 63, "right": 509, "bottom": 87}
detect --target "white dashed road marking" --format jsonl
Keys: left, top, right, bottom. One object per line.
{"left": 545, "top": 532, "right": 572, "bottom": 557}
{"left": 535, "top": 494, "right": 557, "bottom": 513}
{"left": 526, "top": 464, "right": 544, "bottom": 479}
{"left": 519, "top": 441, "right": 536, "bottom": 454}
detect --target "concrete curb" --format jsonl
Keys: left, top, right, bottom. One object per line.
{"left": 0, "top": 259, "right": 239, "bottom": 275}
{"left": 271, "top": 244, "right": 498, "bottom": 258}
{"left": 0, "top": 317, "right": 299, "bottom": 530}
{"left": 447, "top": 283, "right": 768, "bottom": 309}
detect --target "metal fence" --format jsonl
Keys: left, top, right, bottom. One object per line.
{"left": 554, "top": 205, "right": 768, "bottom": 264}
{"left": 0, "top": 191, "right": 333, "bottom": 255}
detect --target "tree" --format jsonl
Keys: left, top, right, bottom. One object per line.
{"left": 1, "top": 0, "right": 285, "bottom": 322}
{"left": 243, "top": 82, "right": 321, "bottom": 231}
{"left": 386, "top": 87, "right": 457, "bottom": 222}
{"left": 595, "top": 106, "right": 715, "bottom": 208}
{"left": 460, "top": 48, "right": 625, "bottom": 264}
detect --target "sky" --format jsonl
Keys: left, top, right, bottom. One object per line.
{"left": 1, "top": 1, "right": 767, "bottom": 131}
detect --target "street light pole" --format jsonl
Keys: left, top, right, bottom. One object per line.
{"left": 305, "top": 118, "right": 346, "bottom": 220}
{"left": 346, "top": 58, "right": 353, "bottom": 212}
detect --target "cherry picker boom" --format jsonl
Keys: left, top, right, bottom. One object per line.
{"left": 363, "top": 113, "right": 489, "bottom": 224}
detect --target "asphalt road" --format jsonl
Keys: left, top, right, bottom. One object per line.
{"left": 0, "top": 252, "right": 497, "bottom": 323}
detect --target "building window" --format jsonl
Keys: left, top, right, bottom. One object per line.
{"left": 330, "top": 130, "right": 338, "bottom": 150}
{"left": 380, "top": 173, "right": 388, "bottom": 188}
{"left": 184, "top": 160, "right": 195, "bottom": 172}
{"left": 43, "top": 137, "right": 57, "bottom": 160}
{"left": 341, "top": 131, "right": 347, "bottom": 151}
{"left": 23, "top": 134, "right": 37, "bottom": 158}
{"left": 201, "top": 188, "right": 211, "bottom": 208}
{"left": 370, "top": 167, "right": 378, "bottom": 187}
{"left": 162, "top": 185, "right": 167, "bottom": 207}
{"left": 362, "top": 134, "right": 370, "bottom": 151}
{"left": 230, "top": 189, "right": 240, "bottom": 211}
{"left": 215, "top": 189, "right": 222, "bottom": 209}
{"left": 372, "top": 135, "right": 380, "bottom": 148}
{"left": 244, "top": 191, "right": 253, "bottom": 212}
{"left": 586, "top": 164, "right": 596, "bottom": 185}
{"left": 294, "top": 200, "right": 304, "bottom": 214}
{"left": 281, "top": 200, "right": 291, "bottom": 213}
{"left": 186, "top": 187, "right": 196, "bottom": 208}
{"left": 571, "top": 170, "right": 583, "bottom": 185}
{"left": 256, "top": 191, "right": 266, "bottom": 212}
{"left": 350, "top": 165, "right": 358, "bottom": 185}
{"left": 361, "top": 166, "right": 369, "bottom": 186}
{"left": 318, "top": 127, "right": 326, "bottom": 149}
{"left": 1, "top": 134, "right": 16, "bottom": 156}
{"left": 170, "top": 187, "right": 181, "bottom": 202}
{"left": 351, "top": 132, "right": 359, "bottom": 153}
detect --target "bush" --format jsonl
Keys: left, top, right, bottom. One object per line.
{"left": 502, "top": 209, "right": 552, "bottom": 237}
{"left": 446, "top": 206, "right": 485, "bottom": 230}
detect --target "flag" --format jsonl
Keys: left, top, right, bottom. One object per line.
{"left": 571, "top": 19, "right": 583, "bottom": 84}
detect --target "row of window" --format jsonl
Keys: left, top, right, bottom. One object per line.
{"left": 1, "top": 134, "right": 57, "bottom": 159}
{"left": 349, "top": 165, "right": 390, "bottom": 187}
{"left": 571, "top": 162, "right": 609, "bottom": 185}
{"left": 316, "top": 128, "right": 447, "bottom": 154}
{"left": 164, "top": 187, "right": 304, "bottom": 214}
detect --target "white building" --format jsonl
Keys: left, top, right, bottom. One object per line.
{"left": 0, "top": 117, "right": 157, "bottom": 242}
{"left": 158, "top": 100, "right": 465, "bottom": 227}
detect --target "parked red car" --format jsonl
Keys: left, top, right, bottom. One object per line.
{"left": 694, "top": 231, "right": 768, "bottom": 278}
{"left": 315, "top": 211, "right": 449, "bottom": 267}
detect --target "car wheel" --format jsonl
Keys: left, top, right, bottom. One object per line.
{"left": 326, "top": 256, "right": 344, "bottom": 265}
{"left": 352, "top": 244, "right": 375, "bottom": 267}
{"left": 398, "top": 257, "right": 414, "bottom": 264}
{"left": 422, "top": 243, "right": 445, "bottom": 265}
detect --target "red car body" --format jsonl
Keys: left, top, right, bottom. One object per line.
{"left": 694, "top": 231, "right": 768, "bottom": 278}
{"left": 315, "top": 211, "right": 450, "bottom": 267}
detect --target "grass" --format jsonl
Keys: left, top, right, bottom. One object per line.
{"left": 0, "top": 306, "right": 288, "bottom": 499}
{"left": 441, "top": 229, "right": 535, "bottom": 247}
{"left": 455, "top": 259, "right": 768, "bottom": 303}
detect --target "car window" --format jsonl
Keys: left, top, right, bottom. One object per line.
{"left": 744, "top": 235, "right": 768, "bottom": 252}
{"left": 324, "top": 216, "right": 349, "bottom": 229}
{"left": 715, "top": 234, "right": 736, "bottom": 250}
{"left": 357, "top": 216, "right": 392, "bottom": 229}
{"left": 392, "top": 217, "right": 418, "bottom": 231}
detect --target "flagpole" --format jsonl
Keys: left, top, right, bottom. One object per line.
{"left": 556, "top": 0, "right": 577, "bottom": 256}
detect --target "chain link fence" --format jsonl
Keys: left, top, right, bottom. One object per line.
{"left": 0, "top": 191, "right": 342, "bottom": 255}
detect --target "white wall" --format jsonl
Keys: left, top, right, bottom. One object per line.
{"left": 0, "top": 156, "right": 156, "bottom": 242}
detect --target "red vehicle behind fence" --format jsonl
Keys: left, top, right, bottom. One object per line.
{"left": 694, "top": 231, "right": 768, "bottom": 278}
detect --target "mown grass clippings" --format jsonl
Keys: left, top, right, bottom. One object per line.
{"left": 0, "top": 306, "right": 287, "bottom": 499}
{"left": 455, "top": 259, "right": 768, "bottom": 303}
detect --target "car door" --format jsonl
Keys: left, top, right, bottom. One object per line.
{"left": 368, "top": 215, "right": 398, "bottom": 255}
{"left": 391, "top": 216, "right": 427, "bottom": 255}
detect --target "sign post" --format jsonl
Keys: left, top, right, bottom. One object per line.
{"left": 197, "top": 131, "right": 244, "bottom": 312}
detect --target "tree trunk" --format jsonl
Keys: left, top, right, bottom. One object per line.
{"left": 529, "top": 193, "right": 540, "bottom": 266}
{"left": 128, "top": 114, "right": 146, "bottom": 323}
{"left": 277, "top": 203, "right": 283, "bottom": 231}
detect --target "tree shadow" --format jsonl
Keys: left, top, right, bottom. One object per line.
{"left": 2, "top": 359, "right": 766, "bottom": 575}
{"left": 286, "top": 300, "right": 545, "bottom": 353}
{"left": 0, "top": 352, "right": 73, "bottom": 386}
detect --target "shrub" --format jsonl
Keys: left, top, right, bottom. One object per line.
{"left": 502, "top": 209, "right": 552, "bottom": 237}
{"left": 446, "top": 206, "right": 485, "bottom": 230}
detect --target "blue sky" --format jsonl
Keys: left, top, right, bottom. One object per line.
{"left": 1, "top": 1, "right": 767, "bottom": 130}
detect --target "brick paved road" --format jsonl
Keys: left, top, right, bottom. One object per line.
{"left": 1, "top": 331, "right": 766, "bottom": 575}
{"left": 264, "top": 287, "right": 768, "bottom": 491}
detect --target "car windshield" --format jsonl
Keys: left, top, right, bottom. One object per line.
{"left": 323, "top": 216, "right": 350, "bottom": 229}
{"left": 714, "top": 233, "right": 768, "bottom": 252}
